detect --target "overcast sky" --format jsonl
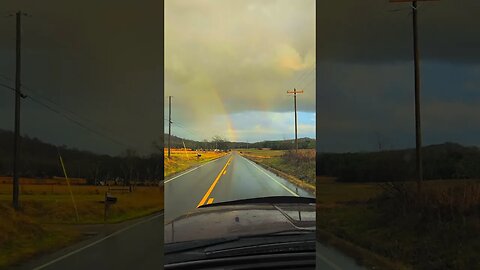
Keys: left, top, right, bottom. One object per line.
{"left": 2, "top": 1, "right": 477, "bottom": 155}
{"left": 317, "top": 0, "right": 480, "bottom": 152}
{"left": 0, "top": 0, "right": 162, "bottom": 156}
{"left": 164, "top": 0, "right": 316, "bottom": 143}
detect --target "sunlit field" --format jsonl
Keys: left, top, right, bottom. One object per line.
{"left": 164, "top": 149, "right": 227, "bottom": 177}
{"left": 0, "top": 181, "right": 163, "bottom": 268}
{"left": 238, "top": 148, "right": 316, "bottom": 193}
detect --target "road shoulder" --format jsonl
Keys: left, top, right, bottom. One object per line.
{"left": 239, "top": 152, "right": 316, "bottom": 195}
{"left": 12, "top": 211, "right": 164, "bottom": 270}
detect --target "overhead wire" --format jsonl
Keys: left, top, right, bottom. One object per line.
{"left": 0, "top": 75, "right": 132, "bottom": 149}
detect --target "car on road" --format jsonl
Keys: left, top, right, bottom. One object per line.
{"left": 164, "top": 196, "right": 316, "bottom": 269}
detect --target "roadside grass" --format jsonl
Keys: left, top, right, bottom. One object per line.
{"left": 316, "top": 176, "right": 382, "bottom": 205}
{"left": 316, "top": 177, "right": 480, "bottom": 269}
{"left": 0, "top": 183, "right": 163, "bottom": 268}
{"left": 164, "top": 149, "right": 226, "bottom": 177}
{"left": 239, "top": 149, "right": 315, "bottom": 193}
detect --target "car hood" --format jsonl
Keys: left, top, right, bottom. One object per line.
{"left": 164, "top": 202, "right": 315, "bottom": 244}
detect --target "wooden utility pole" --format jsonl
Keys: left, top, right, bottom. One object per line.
{"left": 13, "top": 11, "right": 23, "bottom": 210}
{"left": 412, "top": 0, "right": 422, "bottom": 193}
{"left": 287, "top": 89, "right": 304, "bottom": 152}
{"left": 390, "top": 0, "right": 438, "bottom": 193}
{"left": 168, "top": 96, "right": 172, "bottom": 158}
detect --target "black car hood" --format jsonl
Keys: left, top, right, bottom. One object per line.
{"left": 164, "top": 197, "right": 315, "bottom": 244}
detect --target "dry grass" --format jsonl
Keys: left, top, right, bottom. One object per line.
{"left": 0, "top": 183, "right": 163, "bottom": 268}
{"left": 238, "top": 148, "right": 286, "bottom": 158}
{"left": 316, "top": 178, "right": 480, "bottom": 269}
{"left": 164, "top": 149, "right": 227, "bottom": 177}
{"left": 378, "top": 180, "right": 480, "bottom": 224}
{"left": 0, "top": 176, "right": 87, "bottom": 185}
{"left": 0, "top": 184, "right": 164, "bottom": 224}
{"left": 239, "top": 149, "right": 316, "bottom": 193}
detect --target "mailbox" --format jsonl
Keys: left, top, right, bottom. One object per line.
{"left": 105, "top": 193, "right": 117, "bottom": 204}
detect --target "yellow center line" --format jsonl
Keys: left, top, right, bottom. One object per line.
{"left": 197, "top": 155, "right": 233, "bottom": 208}
{"left": 207, "top": 198, "right": 214, "bottom": 204}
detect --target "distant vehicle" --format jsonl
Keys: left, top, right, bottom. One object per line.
{"left": 164, "top": 196, "right": 316, "bottom": 269}
{"left": 214, "top": 149, "right": 220, "bottom": 152}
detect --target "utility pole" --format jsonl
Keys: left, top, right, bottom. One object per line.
{"left": 412, "top": 0, "right": 422, "bottom": 193}
{"left": 13, "top": 11, "right": 23, "bottom": 210}
{"left": 390, "top": 0, "right": 438, "bottom": 193}
{"left": 287, "top": 89, "right": 304, "bottom": 152}
{"left": 168, "top": 96, "right": 172, "bottom": 159}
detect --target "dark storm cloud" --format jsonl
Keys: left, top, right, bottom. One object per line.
{"left": 317, "top": 0, "right": 480, "bottom": 64}
{"left": 165, "top": 0, "right": 315, "bottom": 142}
{"left": 0, "top": 0, "right": 162, "bottom": 155}
{"left": 317, "top": 1, "right": 480, "bottom": 152}
{"left": 316, "top": 61, "right": 480, "bottom": 152}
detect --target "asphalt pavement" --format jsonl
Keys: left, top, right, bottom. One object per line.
{"left": 22, "top": 151, "right": 367, "bottom": 270}
{"left": 164, "top": 151, "right": 313, "bottom": 223}
{"left": 18, "top": 212, "right": 164, "bottom": 270}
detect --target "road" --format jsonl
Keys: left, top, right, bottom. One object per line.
{"left": 164, "top": 151, "right": 313, "bottom": 223}
{"left": 165, "top": 151, "right": 367, "bottom": 270}
{"left": 23, "top": 152, "right": 366, "bottom": 270}
{"left": 19, "top": 212, "right": 164, "bottom": 270}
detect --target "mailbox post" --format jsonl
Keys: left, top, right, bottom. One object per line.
{"left": 104, "top": 192, "right": 117, "bottom": 222}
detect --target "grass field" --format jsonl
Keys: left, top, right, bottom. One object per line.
{"left": 238, "top": 148, "right": 316, "bottom": 193}
{"left": 164, "top": 149, "right": 227, "bottom": 177}
{"left": 0, "top": 183, "right": 163, "bottom": 268}
{"left": 316, "top": 177, "right": 480, "bottom": 269}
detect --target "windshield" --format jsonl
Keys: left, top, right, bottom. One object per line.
{"left": 164, "top": 151, "right": 316, "bottom": 225}
{"left": 163, "top": 0, "right": 316, "bottom": 268}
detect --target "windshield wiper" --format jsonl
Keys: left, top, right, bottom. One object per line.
{"left": 262, "top": 228, "right": 315, "bottom": 235}
{"left": 198, "top": 196, "right": 315, "bottom": 208}
{"left": 165, "top": 237, "right": 239, "bottom": 255}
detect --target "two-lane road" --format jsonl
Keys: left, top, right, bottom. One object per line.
{"left": 165, "top": 151, "right": 313, "bottom": 223}
{"left": 165, "top": 151, "right": 367, "bottom": 270}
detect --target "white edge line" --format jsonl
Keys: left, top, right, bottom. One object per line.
{"left": 33, "top": 213, "right": 164, "bottom": 270}
{"left": 240, "top": 155, "right": 299, "bottom": 197}
{"left": 164, "top": 155, "right": 227, "bottom": 184}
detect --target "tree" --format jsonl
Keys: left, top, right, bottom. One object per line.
{"left": 211, "top": 135, "right": 229, "bottom": 151}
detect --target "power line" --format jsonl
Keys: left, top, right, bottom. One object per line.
{"left": 0, "top": 81, "right": 15, "bottom": 91}
{"left": 1, "top": 76, "right": 132, "bottom": 149}
{"left": 1, "top": 73, "right": 133, "bottom": 149}
{"left": 298, "top": 66, "right": 316, "bottom": 90}
{"left": 287, "top": 64, "right": 316, "bottom": 92}
{"left": 26, "top": 95, "right": 131, "bottom": 148}
{"left": 1, "top": 73, "right": 109, "bottom": 132}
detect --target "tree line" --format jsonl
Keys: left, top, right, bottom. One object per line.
{"left": 317, "top": 142, "right": 480, "bottom": 182}
{"left": 0, "top": 130, "right": 163, "bottom": 184}
{"left": 164, "top": 134, "right": 316, "bottom": 150}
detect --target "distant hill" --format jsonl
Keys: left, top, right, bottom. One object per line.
{"left": 163, "top": 134, "right": 315, "bottom": 150}
{"left": 0, "top": 130, "right": 162, "bottom": 182}
{"left": 318, "top": 142, "right": 480, "bottom": 182}
{"left": 248, "top": 137, "right": 315, "bottom": 150}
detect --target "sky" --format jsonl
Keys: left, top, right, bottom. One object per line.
{"left": 164, "top": 0, "right": 316, "bottom": 143}
{"left": 2, "top": 0, "right": 476, "bottom": 155}
{"left": 317, "top": 0, "right": 480, "bottom": 152}
{"left": 0, "top": 0, "right": 162, "bottom": 156}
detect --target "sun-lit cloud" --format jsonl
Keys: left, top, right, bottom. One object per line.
{"left": 165, "top": 0, "right": 315, "bottom": 142}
